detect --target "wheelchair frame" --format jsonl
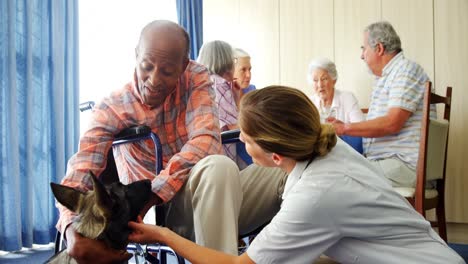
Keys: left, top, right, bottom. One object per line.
{"left": 55, "top": 125, "right": 242, "bottom": 263}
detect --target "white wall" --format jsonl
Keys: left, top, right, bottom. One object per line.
{"left": 79, "top": 0, "right": 177, "bottom": 135}
{"left": 204, "top": 0, "right": 468, "bottom": 223}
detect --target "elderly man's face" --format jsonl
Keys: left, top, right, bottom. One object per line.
{"left": 134, "top": 29, "right": 188, "bottom": 108}
{"left": 360, "top": 31, "right": 380, "bottom": 76}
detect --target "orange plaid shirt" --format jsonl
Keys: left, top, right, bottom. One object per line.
{"left": 56, "top": 61, "right": 223, "bottom": 232}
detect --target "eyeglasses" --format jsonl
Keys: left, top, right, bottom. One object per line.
{"left": 313, "top": 77, "right": 330, "bottom": 83}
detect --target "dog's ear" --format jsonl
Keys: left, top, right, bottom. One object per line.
{"left": 90, "top": 171, "right": 113, "bottom": 210}
{"left": 50, "top": 183, "right": 84, "bottom": 212}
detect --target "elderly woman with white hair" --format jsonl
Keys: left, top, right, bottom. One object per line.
{"left": 197, "top": 40, "right": 251, "bottom": 168}
{"left": 308, "top": 58, "right": 364, "bottom": 123}
{"left": 233, "top": 48, "right": 256, "bottom": 95}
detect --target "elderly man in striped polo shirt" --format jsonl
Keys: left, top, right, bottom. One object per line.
{"left": 330, "top": 21, "right": 433, "bottom": 188}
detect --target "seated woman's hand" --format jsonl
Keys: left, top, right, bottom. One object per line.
{"left": 325, "top": 117, "right": 338, "bottom": 123}
{"left": 327, "top": 118, "right": 346, "bottom": 135}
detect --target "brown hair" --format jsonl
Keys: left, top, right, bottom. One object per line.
{"left": 239, "top": 85, "right": 336, "bottom": 161}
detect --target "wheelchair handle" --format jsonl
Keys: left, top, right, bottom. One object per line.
{"left": 221, "top": 129, "right": 240, "bottom": 144}
{"left": 79, "top": 101, "right": 95, "bottom": 112}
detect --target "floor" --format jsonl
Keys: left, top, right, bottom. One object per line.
{"left": 0, "top": 244, "right": 55, "bottom": 264}
{"left": 1, "top": 223, "right": 467, "bottom": 263}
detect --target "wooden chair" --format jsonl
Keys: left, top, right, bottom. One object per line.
{"left": 393, "top": 82, "right": 452, "bottom": 241}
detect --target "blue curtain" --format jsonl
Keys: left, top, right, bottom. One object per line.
{"left": 0, "top": 0, "right": 79, "bottom": 251}
{"left": 176, "top": 0, "right": 203, "bottom": 60}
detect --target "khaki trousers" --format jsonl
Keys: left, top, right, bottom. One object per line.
{"left": 163, "top": 155, "right": 288, "bottom": 255}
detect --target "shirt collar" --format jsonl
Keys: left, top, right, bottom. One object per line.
{"left": 282, "top": 160, "right": 309, "bottom": 200}
{"left": 313, "top": 89, "right": 340, "bottom": 111}
{"left": 131, "top": 79, "right": 143, "bottom": 103}
{"left": 211, "top": 74, "right": 230, "bottom": 85}
{"left": 382, "top": 51, "right": 404, "bottom": 76}
{"left": 331, "top": 89, "right": 340, "bottom": 108}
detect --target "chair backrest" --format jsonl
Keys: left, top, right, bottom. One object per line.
{"left": 413, "top": 82, "right": 452, "bottom": 213}
{"left": 426, "top": 119, "right": 449, "bottom": 181}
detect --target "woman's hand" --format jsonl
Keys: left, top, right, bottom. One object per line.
{"left": 327, "top": 117, "right": 346, "bottom": 135}
{"left": 128, "top": 216, "right": 166, "bottom": 244}
{"left": 129, "top": 217, "right": 254, "bottom": 264}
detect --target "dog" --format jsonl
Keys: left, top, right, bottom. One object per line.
{"left": 46, "top": 171, "right": 152, "bottom": 264}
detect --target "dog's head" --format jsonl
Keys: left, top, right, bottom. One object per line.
{"left": 51, "top": 171, "right": 152, "bottom": 250}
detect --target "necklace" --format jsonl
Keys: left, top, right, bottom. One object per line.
{"left": 319, "top": 101, "right": 337, "bottom": 122}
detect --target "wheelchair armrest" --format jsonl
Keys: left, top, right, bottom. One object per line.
{"left": 221, "top": 129, "right": 241, "bottom": 144}
{"left": 79, "top": 101, "right": 95, "bottom": 112}
{"left": 114, "top": 125, "right": 152, "bottom": 141}
{"left": 115, "top": 126, "right": 240, "bottom": 144}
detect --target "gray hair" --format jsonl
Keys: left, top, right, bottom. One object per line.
{"left": 307, "top": 57, "right": 338, "bottom": 85}
{"left": 197, "top": 40, "right": 234, "bottom": 76}
{"left": 365, "top": 21, "right": 402, "bottom": 54}
{"left": 233, "top": 48, "right": 250, "bottom": 59}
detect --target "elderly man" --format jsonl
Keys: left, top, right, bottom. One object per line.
{"left": 330, "top": 21, "right": 432, "bottom": 188}
{"left": 56, "top": 20, "right": 286, "bottom": 263}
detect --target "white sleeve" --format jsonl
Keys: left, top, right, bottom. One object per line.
{"left": 343, "top": 91, "right": 364, "bottom": 123}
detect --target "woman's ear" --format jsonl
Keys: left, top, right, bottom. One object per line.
{"left": 271, "top": 153, "right": 283, "bottom": 166}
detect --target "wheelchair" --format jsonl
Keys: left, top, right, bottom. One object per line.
{"left": 55, "top": 122, "right": 248, "bottom": 263}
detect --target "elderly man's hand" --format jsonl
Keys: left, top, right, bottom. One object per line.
{"left": 65, "top": 226, "right": 132, "bottom": 264}
{"left": 327, "top": 117, "right": 346, "bottom": 136}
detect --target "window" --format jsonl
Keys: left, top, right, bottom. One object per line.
{"left": 79, "top": 0, "right": 177, "bottom": 135}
